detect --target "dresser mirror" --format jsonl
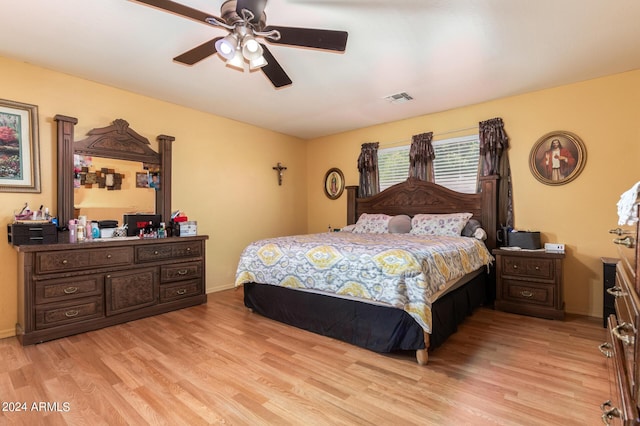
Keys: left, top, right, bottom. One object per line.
{"left": 55, "top": 116, "right": 174, "bottom": 231}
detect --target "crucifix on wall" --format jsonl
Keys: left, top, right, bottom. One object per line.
{"left": 272, "top": 162, "right": 287, "bottom": 186}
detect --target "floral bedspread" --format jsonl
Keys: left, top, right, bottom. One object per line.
{"left": 234, "top": 232, "right": 493, "bottom": 333}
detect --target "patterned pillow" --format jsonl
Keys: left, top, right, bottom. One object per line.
{"left": 409, "top": 213, "right": 473, "bottom": 237}
{"left": 352, "top": 213, "right": 391, "bottom": 234}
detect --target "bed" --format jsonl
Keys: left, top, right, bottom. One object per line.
{"left": 236, "top": 175, "right": 499, "bottom": 364}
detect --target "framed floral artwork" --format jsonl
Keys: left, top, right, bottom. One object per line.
{"left": 324, "top": 167, "right": 344, "bottom": 200}
{"left": 529, "top": 130, "right": 586, "bottom": 186}
{"left": 0, "top": 99, "right": 40, "bottom": 192}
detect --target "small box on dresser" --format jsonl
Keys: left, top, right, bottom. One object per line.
{"left": 8, "top": 223, "right": 57, "bottom": 245}
{"left": 493, "top": 248, "right": 565, "bottom": 320}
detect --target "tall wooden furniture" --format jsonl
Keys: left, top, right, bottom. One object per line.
{"left": 601, "top": 221, "right": 640, "bottom": 424}
{"left": 14, "top": 236, "right": 208, "bottom": 345}
{"left": 493, "top": 249, "right": 565, "bottom": 320}
{"left": 11, "top": 117, "right": 208, "bottom": 345}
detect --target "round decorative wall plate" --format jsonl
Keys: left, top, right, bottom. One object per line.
{"left": 529, "top": 131, "right": 586, "bottom": 186}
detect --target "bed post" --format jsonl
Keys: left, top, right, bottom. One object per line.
{"left": 479, "top": 175, "right": 499, "bottom": 251}
{"left": 417, "top": 333, "right": 430, "bottom": 365}
{"left": 346, "top": 185, "right": 359, "bottom": 225}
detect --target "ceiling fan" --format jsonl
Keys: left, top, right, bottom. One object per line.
{"left": 131, "top": 0, "right": 349, "bottom": 88}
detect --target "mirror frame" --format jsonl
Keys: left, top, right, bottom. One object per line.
{"left": 55, "top": 115, "right": 173, "bottom": 229}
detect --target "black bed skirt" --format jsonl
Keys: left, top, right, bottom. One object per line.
{"left": 243, "top": 272, "right": 486, "bottom": 354}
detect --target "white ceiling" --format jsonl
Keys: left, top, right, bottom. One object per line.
{"left": 2, "top": 0, "right": 640, "bottom": 139}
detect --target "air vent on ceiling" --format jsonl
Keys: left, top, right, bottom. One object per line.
{"left": 384, "top": 92, "right": 414, "bottom": 104}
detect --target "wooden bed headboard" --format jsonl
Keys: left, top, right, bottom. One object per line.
{"left": 346, "top": 175, "right": 500, "bottom": 250}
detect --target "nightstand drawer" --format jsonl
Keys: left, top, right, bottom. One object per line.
{"left": 501, "top": 256, "right": 554, "bottom": 280}
{"left": 502, "top": 279, "right": 555, "bottom": 307}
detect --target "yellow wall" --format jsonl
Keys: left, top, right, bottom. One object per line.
{"left": 307, "top": 70, "right": 640, "bottom": 317}
{"left": 1, "top": 54, "right": 639, "bottom": 339}
{"left": 0, "top": 56, "right": 306, "bottom": 338}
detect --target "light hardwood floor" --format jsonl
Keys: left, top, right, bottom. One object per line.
{"left": 0, "top": 288, "right": 609, "bottom": 425}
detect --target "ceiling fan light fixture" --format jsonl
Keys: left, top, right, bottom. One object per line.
{"left": 249, "top": 55, "right": 268, "bottom": 70}
{"left": 215, "top": 34, "right": 239, "bottom": 60}
{"left": 225, "top": 49, "right": 245, "bottom": 70}
{"left": 241, "top": 36, "right": 263, "bottom": 60}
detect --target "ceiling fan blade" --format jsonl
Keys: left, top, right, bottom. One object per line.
{"left": 260, "top": 44, "right": 292, "bottom": 88}
{"left": 236, "top": 0, "right": 267, "bottom": 24}
{"left": 263, "top": 26, "right": 348, "bottom": 52}
{"left": 173, "top": 37, "right": 221, "bottom": 65}
{"left": 131, "top": 0, "right": 222, "bottom": 25}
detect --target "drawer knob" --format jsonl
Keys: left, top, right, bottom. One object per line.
{"left": 534, "top": 266, "right": 540, "bottom": 271}
{"left": 186, "top": 247, "right": 191, "bottom": 252}
{"left": 612, "top": 322, "right": 635, "bottom": 345}
{"left": 62, "top": 259, "right": 68, "bottom": 265}
{"left": 177, "top": 269, "right": 188, "bottom": 276}
{"left": 600, "top": 400, "right": 621, "bottom": 424}
{"left": 512, "top": 265, "right": 518, "bottom": 269}
{"left": 107, "top": 254, "right": 112, "bottom": 259}
{"left": 65, "top": 310, "right": 79, "bottom": 318}
{"left": 520, "top": 290, "right": 534, "bottom": 298}
{"left": 63, "top": 286, "right": 79, "bottom": 294}
{"left": 154, "top": 250, "right": 159, "bottom": 255}
{"left": 609, "top": 228, "right": 633, "bottom": 236}
{"left": 606, "top": 286, "right": 627, "bottom": 298}
{"left": 613, "top": 236, "right": 635, "bottom": 248}
{"left": 598, "top": 342, "right": 613, "bottom": 358}
{"left": 177, "top": 288, "right": 187, "bottom": 295}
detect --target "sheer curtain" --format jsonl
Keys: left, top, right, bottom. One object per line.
{"left": 357, "top": 142, "right": 380, "bottom": 197}
{"left": 478, "top": 117, "right": 513, "bottom": 228}
{"left": 408, "top": 132, "right": 435, "bottom": 182}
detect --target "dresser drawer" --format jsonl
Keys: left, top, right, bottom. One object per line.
{"left": 501, "top": 256, "right": 554, "bottom": 280}
{"left": 160, "top": 279, "right": 203, "bottom": 303}
{"left": 35, "top": 275, "right": 103, "bottom": 304}
{"left": 502, "top": 279, "right": 555, "bottom": 307}
{"left": 35, "top": 247, "right": 133, "bottom": 274}
{"left": 35, "top": 297, "right": 104, "bottom": 329}
{"left": 160, "top": 262, "right": 202, "bottom": 283}
{"left": 136, "top": 240, "right": 202, "bottom": 263}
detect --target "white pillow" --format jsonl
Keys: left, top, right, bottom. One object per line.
{"left": 352, "top": 213, "right": 391, "bottom": 234}
{"left": 409, "top": 213, "right": 473, "bottom": 237}
{"left": 341, "top": 224, "right": 356, "bottom": 232}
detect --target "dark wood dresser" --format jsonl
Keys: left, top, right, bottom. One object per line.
{"left": 600, "top": 222, "right": 640, "bottom": 424}
{"left": 14, "top": 236, "right": 208, "bottom": 345}
{"left": 493, "top": 248, "right": 565, "bottom": 320}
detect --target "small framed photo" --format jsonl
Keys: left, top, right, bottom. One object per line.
{"left": 0, "top": 99, "right": 40, "bottom": 193}
{"left": 324, "top": 167, "right": 345, "bottom": 200}
{"left": 136, "top": 172, "right": 149, "bottom": 188}
{"left": 529, "top": 131, "right": 586, "bottom": 186}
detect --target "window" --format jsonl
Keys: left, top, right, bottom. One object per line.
{"left": 378, "top": 135, "right": 480, "bottom": 193}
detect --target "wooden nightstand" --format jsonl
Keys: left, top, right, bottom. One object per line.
{"left": 493, "top": 249, "right": 565, "bottom": 320}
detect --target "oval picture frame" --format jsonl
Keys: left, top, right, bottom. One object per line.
{"left": 529, "top": 131, "right": 587, "bottom": 186}
{"left": 324, "top": 168, "right": 345, "bottom": 200}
